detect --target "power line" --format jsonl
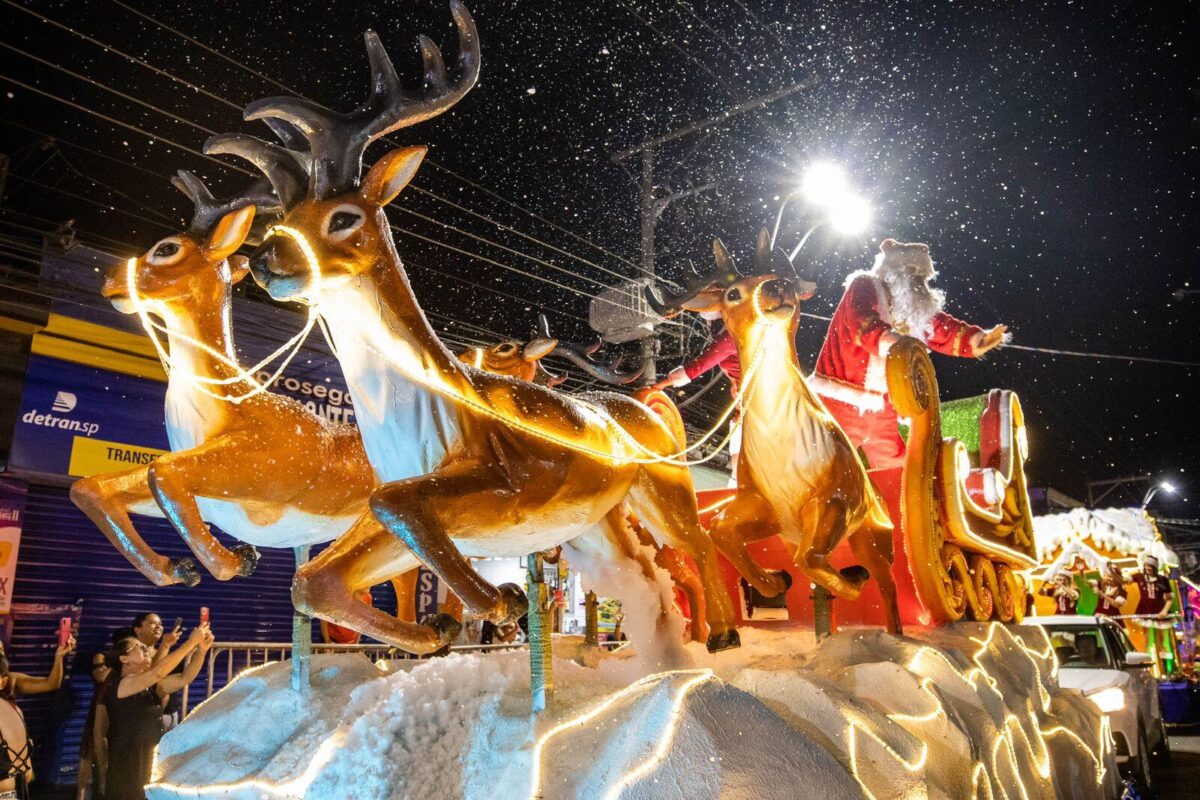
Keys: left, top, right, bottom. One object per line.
{"left": 97, "top": 0, "right": 645, "bottom": 277}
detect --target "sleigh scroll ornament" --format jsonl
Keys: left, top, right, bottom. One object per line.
{"left": 888, "top": 337, "right": 1035, "bottom": 623}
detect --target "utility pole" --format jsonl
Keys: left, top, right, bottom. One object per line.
{"left": 612, "top": 79, "right": 815, "bottom": 381}
{"left": 0, "top": 154, "right": 9, "bottom": 207}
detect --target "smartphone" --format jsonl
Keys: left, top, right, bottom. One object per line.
{"left": 173, "top": 616, "right": 184, "bottom": 633}
{"left": 58, "top": 617, "right": 72, "bottom": 649}
{"left": 199, "top": 606, "right": 210, "bottom": 626}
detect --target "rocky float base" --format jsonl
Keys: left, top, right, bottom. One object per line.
{"left": 149, "top": 624, "right": 1117, "bottom": 799}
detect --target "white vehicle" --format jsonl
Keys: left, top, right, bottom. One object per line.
{"left": 1030, "top": 614, "right": 1170, "bottom": 794}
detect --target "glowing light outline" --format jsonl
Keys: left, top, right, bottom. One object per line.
{"left": 268, "top": 224, "right": 792, "bottom": 467}
{"left": 526, "top": 668, "right": 713, "bottom": 800}
{"left": 125, "top": 256, "right": 317, "bottom": 404}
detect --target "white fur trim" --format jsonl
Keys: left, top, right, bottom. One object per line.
{"left": 809, "top": 374, "right": 886, "bottom": 413}
{"left": 863, "top": 353, "right": 889, "bottom": 394}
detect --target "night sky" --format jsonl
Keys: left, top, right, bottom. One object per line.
{"left": 1, "top": 2, "right": 1196, "bottom": 524}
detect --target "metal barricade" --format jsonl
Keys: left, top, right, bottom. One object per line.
{"left": 186, "top": 638, "right": 627, "bottom": 715}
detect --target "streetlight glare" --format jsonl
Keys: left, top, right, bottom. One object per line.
{"left": 801, "top": 162, "right": 848, "bottom": 206}
{"left": 1160, "top": 481, "right": 1176, "bottom": 493}
{"left": 829, "top": 193, "right": 871, "bottom": 234}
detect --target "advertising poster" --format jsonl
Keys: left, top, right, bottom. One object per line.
{"left": 0, "top": 478, "right": 28, "bottom": 614}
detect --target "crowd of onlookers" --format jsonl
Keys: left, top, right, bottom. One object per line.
{"left": 0, "top": 611, "right": 213, "bottom": 800}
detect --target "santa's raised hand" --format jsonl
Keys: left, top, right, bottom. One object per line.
{"left": 971, "top": 324, "right": 1010, "bottom": 356}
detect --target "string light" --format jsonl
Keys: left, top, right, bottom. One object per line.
{"left": 124, "top": 256, "right": 316, "bottom": 403}
{"left": 267, "top": 225, "right": 792, "bottom": 468}
{"left": 527, "top": 668, "right": 713, "bottom": 800}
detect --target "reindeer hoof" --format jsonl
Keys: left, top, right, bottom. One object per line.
{"left": 492, "top": 583, "right": 528, "bottom": 626}
{"left": 170, "top": 557, "right": 201, "bottom": 588}
{"left": 429, "top": 618, "right": 460, "bottom": 647}
{"left": 773, "top": 569, "right": 794, "bottom": 595}
{"left": 839, "top": 565, "right": 870, "bottom": 588}
{"left": 706, "top": 628, "right": 741, "bottom": 653}
{"left": 233, "top": 544, "right": 260, "bottom": 577}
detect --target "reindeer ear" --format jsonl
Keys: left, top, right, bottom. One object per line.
{"left": 228, "top": 254, "right": 251, "bottom": 285}
{"left": 681, "top": 288, "right": 723, "bottom": 313}
{"left": 713, "top": 238, "right": 736, "bottom": 280}
{"left": 523, "top": 338, "right": 558, "bottom": 362}
{"left": 879, "top": 238, "right": 900, "bottom": 253}
{"left": 361, "top": 146, "right": 427, "bottom": 207}
{"left": 755, "top": 227, "right": 771, "bottom": 263}
{"left": 205, "top": 205, "right": 256, "bottom": 260}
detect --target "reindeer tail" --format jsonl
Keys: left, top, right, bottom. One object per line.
{"left": 634, "top": 388, "right": 688, "bottom": 452}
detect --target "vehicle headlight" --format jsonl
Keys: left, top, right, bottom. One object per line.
{"left": 1089, "top": 687, "right": 1125, "bottom": 713}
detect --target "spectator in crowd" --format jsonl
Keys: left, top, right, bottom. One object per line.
{"left": 105, "top": 623, "right": 212, "bottom": 800}
{"left": 0, "top": 634, "right": 76, "bottom": 698}
{"left": 129, "top": 614, "right": 183, "bottom": 730}
{"left": 77, "top": 629, "right": 135, "bottom": 800}
{"left": 0, "top": 651, "right": 33, "bottom": 800}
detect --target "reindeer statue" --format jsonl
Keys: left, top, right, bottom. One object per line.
{"left": 68, "top": 168, "right": 416, "bottom": 615}
{"left": 214, "top": 1, "right": 738, "bottom": 655}
{"left": 648, "top": 230, "right": 902, "bottom": 634}
{"left": 458, "top": 316, "right": 709, "bottom": 642}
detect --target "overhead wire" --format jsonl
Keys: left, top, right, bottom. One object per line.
{"left": 92, "top": 0, "right": 650, "bottom": 281}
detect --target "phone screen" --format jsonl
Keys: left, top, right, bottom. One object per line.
{"left": 199, "top": 607, "right": 210, "bottom": 626}
{"left": 173, "top": 616, "right": 184, "bottom": 632}
{"left": 58, "top": 617, "right": 72, "bottom": 648}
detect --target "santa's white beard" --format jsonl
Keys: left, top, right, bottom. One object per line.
{"left": 882, "top": 273, "right": 945, "bottom": 339}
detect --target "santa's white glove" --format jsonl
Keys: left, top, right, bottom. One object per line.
{"left": 668, "top": 366, "right": 691, "bottom": 387}
{"left": 877, "top": 330, "right": 900, "bottom": 358}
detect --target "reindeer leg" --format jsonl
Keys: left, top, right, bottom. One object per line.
{"left": 146, "top": 433, "right": 285, "bottom": 581}
{"left": 623, "top": 514, "right": 708, "bottom": 642}
{"left": 293, "top": 511, "right": 451, "bottom": 653}
{"left": 70, "top": 468, "right": 198, "bottom": 587}
{"left": 797, "top": 497, "right": 867, "bottom": 601}
{"left": 628, "top": 463, "right": 739, "bottom": 652}
{"left": 369, "top": 460, "right": 527, "bottom": 625}
{"left": 707, "top": 489, "right": 788, "bottom": 597}
{"left": 849, "top": 521, "right": 902, "bottom": 635}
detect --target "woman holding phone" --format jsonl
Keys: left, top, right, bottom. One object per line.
{"left": 105, "top": 622, "right": 212, "bottom": 800}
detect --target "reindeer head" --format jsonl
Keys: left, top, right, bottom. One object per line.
{"left": 102, "top": 171, "right": 271, "bottom": 313}
{"left": 458, "top": 337, "right": 564, "bottom": 386}
{"left": 213, "top": 2, "right": 479, "bottom": 302}
{"left": 655, "top": 228, "right": 817, "bottom": 341}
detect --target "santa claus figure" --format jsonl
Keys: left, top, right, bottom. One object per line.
{"left": 1039, "top": 569, "right": 1081, "bottom": 615}
{"left": 810, "top": 239, "right": 1008, "bottom": 469}
{"left": 1090, "top": 561, "right": 1129, "bottom": 620}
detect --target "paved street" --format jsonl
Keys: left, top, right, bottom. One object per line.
{"left": 1157, "top": 732, "right": 1200, "bottom": 798}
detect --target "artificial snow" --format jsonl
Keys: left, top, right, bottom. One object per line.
{"left": 149, "top": 624, "right": 1118, "bottom": 800}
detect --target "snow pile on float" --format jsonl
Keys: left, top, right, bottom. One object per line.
{"left": 1034, "top": 506, "right": 1176, "bottom": 566}
{"left": 148, "top": 624, "right": 1117, "bottom": 800}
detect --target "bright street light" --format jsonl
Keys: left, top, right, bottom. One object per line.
{"left": 828, "top": 192, "right": 872, "bottom": 234}
{"left": 1142, "top": 480, "right": 1177, "bottom": 509}
{"left": 801, "top": 162, "right": 848, "bottom": 206}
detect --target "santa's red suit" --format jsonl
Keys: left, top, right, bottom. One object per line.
{"left": 666, "top": 325, "right": 744, "bottom": 482}
{"left": 810, "top": 264, "right": 984, "bottom": 469}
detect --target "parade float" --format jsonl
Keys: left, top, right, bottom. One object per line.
{"left": 64, "top": 4, "right": 1122, "bottom": 797}
{"left": 1032, "top": 507, "right": 1183, "bottom": 674}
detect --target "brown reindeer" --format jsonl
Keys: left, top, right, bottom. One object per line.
{"left": 216, "top": 2, "right": 737, "bottom": 654}
{"left": 651, "top": 231, "right": 902, "bottom": 634}
{"left": 69, "top": 171, "right": 417, "bottom": 613}
{"left": 459, "top": 319, "right": 709, "bottom": 642}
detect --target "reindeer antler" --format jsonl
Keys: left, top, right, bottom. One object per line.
{"left": 535, "top": 313, "right": 644, "bottom": 385}
{"left": 203, "top": 131, "right": 311, "bottom": 212}
{"left": 170, "top": 170, "right": 280, "bottom": 238}
{"left": 242, "top": 1, "right": 480, "bottom": 200}
{"left": 642, "top": 239, "right": 741, "bottom": 318}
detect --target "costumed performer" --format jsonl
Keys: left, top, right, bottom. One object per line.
{"left": 810, "top": 238, "right": 1008, "bottom": 469}
{"left": 1130, "top": 554, "right": 1176, "bottom": 669}
{"left": 1090, "top": 561, "right": 1129, "bottom": 622}
{"left": 1039, "top": 569, "right": 1081, "bottom": 615}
